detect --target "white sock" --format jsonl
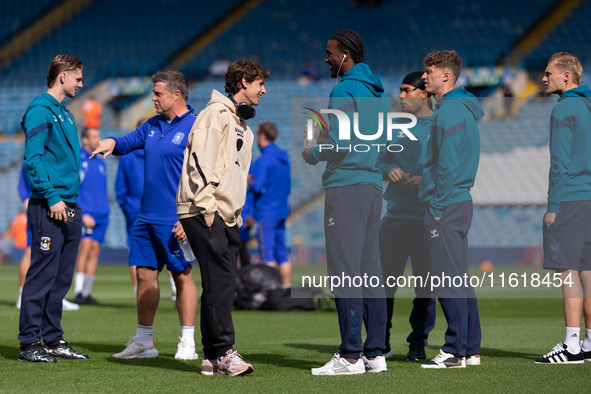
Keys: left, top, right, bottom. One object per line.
{"left": 133, "top": 286, "right": 137, "bottom": 296}
{"left": 74, "top": 272, "right": 85, "bottom": 295}
{"left": 565, "top": 327, "right": 580, "bottom": 352}
{"left": 19, "top": 287, "right": 23, "bottom": 297}
{"left": 169, "top": 275, "right": 177, "bottom": 296}
{"left": 81, "top": 275, "right": 95, "bottom": 297}
{"left": 582, "top": 328, "right": 591, "bottom": 351}
{"left": 181, "top": 326, "right": 195, "bottom": 345}
{"left": 136, "top": 325, "right": 153, "bottom": 345}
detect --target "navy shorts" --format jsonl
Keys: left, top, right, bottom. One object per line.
{"left": 129, "top": 219, "right": 192, "bottom": 273}
{"left": 543, "top": 201, "right": 591, "bottom": 271}
{"left": 256, "top": 219, "right": 289, "bottom": 265}
{"left": 81, "top": 214, "right": 109, "bottom": 243}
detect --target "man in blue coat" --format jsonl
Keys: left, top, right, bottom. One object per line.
{"left": 250, "top": 122, "right": 291, "bottom": 286}
{"left": 73, "top": 127, "right": 110, "bottom": 305}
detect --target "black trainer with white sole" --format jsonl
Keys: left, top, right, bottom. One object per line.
{"left": 535, "top": 342, "right": 584, "bottom": 364}
{"left": 44, "top": 340, "right": 89, "bottom": 360}
{"left": 18, "top": 342, "right": 57, "bottom": 363}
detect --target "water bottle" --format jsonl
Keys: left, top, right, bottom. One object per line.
{"left": 179, "top": 239, "right": 196, "bottom": 262}
{"left": 304, "top": 122, "right": 319, "bottom": 149}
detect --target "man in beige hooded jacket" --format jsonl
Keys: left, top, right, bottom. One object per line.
{"left": 177, "top": 59, "right": 269, "bottom": 376}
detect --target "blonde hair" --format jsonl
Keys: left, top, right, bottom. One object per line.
{"left": 548, "top": 52, "right": 582, "bottom": 86}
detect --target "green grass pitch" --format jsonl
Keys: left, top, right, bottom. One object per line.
{"left": 0, "top": 263, "right": 589, "bottom": 393}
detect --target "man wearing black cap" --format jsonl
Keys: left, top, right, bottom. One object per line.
{"left": 376, "top": 72, "right": 436, "bottom": 362}
{"left": 303, "top": 29, "right": 388, "bottom": 375}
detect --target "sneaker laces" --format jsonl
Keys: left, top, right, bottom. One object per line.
{"left": 319, "top": 352, "right": 342, "bottom": 368}
{"left": 542, "top": 342, "right": 565, "bottom": 358}
{"left": 431, "top": 350, "right": 451, "bottom": 363}
{"left": 220, "top": 349, "right": 244, "bottom": 368}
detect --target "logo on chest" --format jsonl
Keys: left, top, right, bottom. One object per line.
{"left": 172, "top": 132, "right": 185, "bottom": 145}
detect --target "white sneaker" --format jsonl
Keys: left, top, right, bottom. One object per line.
{"left": 383, "top": 349, "right": 394, "bottom": 359}
{"left": 311, "top": 353, "right": 366, "bottom": 375}
{"left": 421, "top": 349, "right": 465, "bottom": 369}
{"left": 62, "top": 299, "right": 80, "bottom": 311}
{"left": 362, "top": 355, "right": 387, "bottom": 373}
{"left": 466, "top": 355, "right": 481, "bottom": 365}
{"left": 175, "top": 337, "right": 198, "bottom": 360}
{"left": 112, "top": 336, "right": 158, "bottom": 359}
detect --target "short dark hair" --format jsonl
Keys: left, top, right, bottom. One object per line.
{"left": 151, "top": 71, "right": 189, "bottom": 101}
{"left": 549, "top": 52, "right": 582, "bottom": 86}
{"left": 423, "top": 50, "right": 462, "bottom": 82}
{"left": 81, "top": 127, "right": 98, "bottom": 139}
{"left": 257, "top": 122, "right": 278, "bottom": 141}
{"left": 224, "top": 59, "right": 270, "bottom": 95}
{"left": 330, "top": 29, "right": 365, "bottom": 64}
{"left": 47, "top": 54, "right": 82, "bottom": 88}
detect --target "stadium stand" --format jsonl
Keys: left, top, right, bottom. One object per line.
{"left": 1, "top": 0, "right": 588, "bottom": 252}
{"left": 0, "top": 0, "right": 60, "bottom": 44}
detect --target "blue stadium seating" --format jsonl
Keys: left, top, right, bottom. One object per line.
{"left": 526, "top": 0, "right": 591, "bottom": 80}
{"left": 0, "top": 0, "right": 60, "bottom": 43}
{"left": 181, "top": 0, "right": 556, "bottom": 78}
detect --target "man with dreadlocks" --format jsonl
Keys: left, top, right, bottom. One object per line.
{"left": 303, "top": 29, "right": 389, "bottom": 375}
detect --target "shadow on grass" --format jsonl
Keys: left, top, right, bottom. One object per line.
{"left": 106, "top": 356, "right": 198, "bottom": 372}
{"left": 284, "top": 343, "right": 339, "bottom": 354}
{"left": 0, "top": 344, "right": 18, "bottom": 361}
{"left": 246, "top": 352, "right": 318, "bottom": 371}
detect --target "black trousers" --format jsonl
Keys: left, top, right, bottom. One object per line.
{"left": 181, "top": 213, "right": 240, "bottom": 360}
{"left": 19, "top": 199, "right": 82, "bottom": 345}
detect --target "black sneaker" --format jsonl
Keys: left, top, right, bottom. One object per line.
{"left": 73, "top": 293, "right": 86, "bottom": 304}
{"left": 18, "top": 342, "right": 57, "bottom": 363}
{"left": 581, "top": 342, "right": 591, "bottom": 362}
{"left": 535, "top": 342, "right": 584, "bottom": 364}
{"left": 84, "top": 295, "right": 100, "bottom": 305}
{"left": 421, "top": 350, "right": 465, "bottom": 368}
{"left": 44, "top": 340, "right": 89, "bottom": 360}
{"left": 406, "top": 343, "right": 426, "bottom": 361}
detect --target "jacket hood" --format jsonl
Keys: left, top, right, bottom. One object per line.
{"left": 26, "top": 93, "right": 63, "bottom": 113}
{"left": 340, "top": 63, "right": 385, "bottom": 97}
{"left": 207, "top": 89, "right": 238, "bottom": 114}
{"left": 261, "top": 142, "right": 288, "bottom": 164}
{"left": 438, "top": 87, "right": 484, "bottom": 120}
{"left": 560, "top": 85, "right": 591, "bottom": 110}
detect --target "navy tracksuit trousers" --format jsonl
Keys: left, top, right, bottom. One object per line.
{"left": 19, "top": 199, "right": 82, "bottom": 346}
{"left": 324, "top": 184, "right": 386, "bottom": 359}
{"left": 424, "top": 200, "right": 481, "bottom": 357}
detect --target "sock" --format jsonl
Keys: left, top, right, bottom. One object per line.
{"left": 74, "top": 272, "right": 85, "bottom": 295}
{"left": 136, "top": 325, "right": 153, "bottom": 345}
{"left": 565, "top": 327, "right": 580, "bottom": 352}
{"left": 169, "top": 275, "right": 177, "bottom": 296}
{"left": 81, "top": 275, "right": 95, "bottom": 297}
{"left": 582, "top": 329, "right": 591, "bottom": 351}
{"left": 18, "top": 287, "right": 23, "bottom": 297}
{"left": 133, "top": 286, "right": 137, "bottom": 296}
{"left": 181, "top": 326, "right": 195, "bottom": 345}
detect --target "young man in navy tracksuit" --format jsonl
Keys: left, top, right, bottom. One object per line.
{"left": 375, "top": 71, "right": 436, "bottom": 362}
{"left": 303, "top": 29, "right": 388, "bottom": 375}
{"left": 536, "top": 52, "right": 591, "bottom": 364}
{"left": 18, "top": 54, "right": 88, "bottom": 362}
{"left": 418, "top": 50, "right": 483, "bottom": 369}
{"left": 249, "top": 122, "right": 291, "bottom": 286}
